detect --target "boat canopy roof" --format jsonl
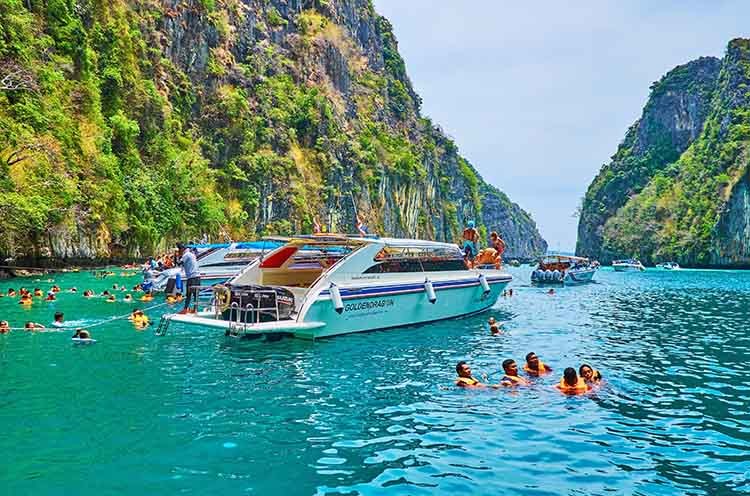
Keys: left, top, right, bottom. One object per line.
{"left": 262, "top": 235, "right": 461, "bottom": 250}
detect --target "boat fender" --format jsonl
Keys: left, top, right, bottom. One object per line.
{"left": 329, "top": 284, "right": 344, "bottom": 314}
{"left": 544, "top": 269, "right": 552, "bottom": 281}
{"left": 424, "top": 279, "right": 437, "bottom": 304}
{"left": 552, "top": 270, "right": 561, "bottom": 281}
{"left": 479, "top": 274, "right": 491, "bottom": 294}
{"left": 213, "top": 285, "right": 232, "bottom": 312}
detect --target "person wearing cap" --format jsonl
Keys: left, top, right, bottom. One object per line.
{"left": 177, "top": 243, "right": 200, "bottom": 314}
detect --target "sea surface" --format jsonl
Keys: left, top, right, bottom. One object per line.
{"left": 1, "top": 267, "right": 749, "bottom": 495}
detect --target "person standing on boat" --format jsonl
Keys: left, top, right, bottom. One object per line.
{"left": 177, "top": 243, "right": 200, "bottom": 315}
{"left": 462, "top": 220, "right": 480, "bottom": 260}
{"left": 490, "top": 231, "right": 506, "bottom": 267}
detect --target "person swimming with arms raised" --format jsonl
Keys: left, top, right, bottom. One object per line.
{"left": 523, "top": 352, "right": 552, "bottom": 376}
{"left": 500, "top": 359, "right": 530, "bottom": 387}
{"left": 555, "top": 367, "right": 590, "bottom": 395}
{"left": 579, "top": 364, "right": 602, "bottom": 385}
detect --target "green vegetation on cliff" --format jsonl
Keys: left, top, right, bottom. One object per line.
{"left": 0, "top": 0, "right": 546, "bottom": 261}
{"left": 578, "top": 40, "right": 750, "bottom": 266}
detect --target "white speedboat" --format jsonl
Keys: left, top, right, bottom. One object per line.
{"left": 143, "top": 241, "right": 282, "bottom": 292}
{"left": 163, "top": 235, "right": 512, "bottom": 340}
{"left": 531, "top": 255, "right": 597, "bottom": 285}
{"left": 612, "top": 259, "right": 645, "bottom": 272}
{"left": 656, "top": 261, "right": 680, "bottom": 270}
{"left": 192, "top": 241, "right": 282, "bottom": 283}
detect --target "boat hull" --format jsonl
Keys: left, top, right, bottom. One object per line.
{"left": 297, "top": 275, "right": 509, "bottom": 339}
{"left": 563, "top": 268, "right": 597, "bottom": 284}
{"left": 168, "top": 274, "right": 510, "bottom": 339}
{"left": 612, "top": 265, "right": 644, "bottom": 272}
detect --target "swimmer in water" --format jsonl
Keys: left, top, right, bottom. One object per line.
{"left": 0, "top": 321, "right": 9, "bottom": 334}
{"left": 7, "top": 288, "right": 16, "bottom": 297}
{"left": 83, "top": 289, "right": 94, "bottom": 297}
{"left": 490, "top": 323, "right": 502, "bottom": 336}
{"left": 106, "top": 295, "right": 116, "bottom": 303}
{"left": 52, "top": 312, "right": 65, "bottom": 327}
{"left": 455, "top": 361, "right": 491, "bottom": 388}
{"left": 45, "top": 290, "right": 56, "bottom": 301}
{"left": 555, "top": 367, "right": 590, "bottom": 395}
{"left": 24, "top": 321, "right": 45, "bottom": 331}
{"left": 69, "top": 287, "right": 78, "bottom": 293}
{"left": 33, "top": 288, "right": 43, "bottom": 297}
{"left": 19, "top": 294, "right": 33, "bottom": 305}
{"left": 523, "top": 352, "right": 552, "bottom": 376}
{"left": 579, "top": 364, "right": 602, "bottom": 385}
{"left": 547, "top": 288, "right": 555, "bottom": 296}
{"left": 500, "top": 359, "right": 530, "bottom": 387}
{"left": 73, "top": 328, "right": 91, "bottom": 339}
{"left": 51, "top": 285, "right": 61, "bottom": 293}
{"left": 124, "top": 294, "right": 132, "bottom": 302}
{"left": 101, "top": 290, "right": 110, "bottom": 296}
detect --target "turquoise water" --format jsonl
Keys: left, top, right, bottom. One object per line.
{"left": 1, "top": 268, "right": 749, "bottom": 495}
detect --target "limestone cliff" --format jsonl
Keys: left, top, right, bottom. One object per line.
{"left": 577, "top": 39, "right": 750, "bottom": 267}
{"left": 0, "top": 0, "right": 546, "bottom": 263}
{"left": 576, "top": 56, "right": 720, "bottom": 261}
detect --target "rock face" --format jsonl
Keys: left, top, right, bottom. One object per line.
{"left": 576, "top": 56, "right": 721, "bottom": 261}
{"left": 577, "top": 39, "right": 750, "bottom": 267}
{"left": 0, "top": 0, "right": 545, "bottom": 263}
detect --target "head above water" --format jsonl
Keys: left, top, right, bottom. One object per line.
{"left": 525, "top": 352, "right": 540, "bottom": 369}
{"left": 502, "top": 359, "right": 518, "bottom": 375}
{"left": 456, "top": 361, "right": 472, "bottom": 378}
{"left": 579, "top": 364, "right": 595, "bottom": 380}
{"left": 54, "top": 312, "right": 63, "bottom": 322}
{"left": 563, "top": 367, "right": 578, "bottom": 386}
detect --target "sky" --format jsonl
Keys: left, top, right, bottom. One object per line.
{"left": 373, "top": 1, "right": 750, "bottom": 251}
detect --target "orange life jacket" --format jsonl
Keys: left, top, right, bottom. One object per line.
{"left": 456, "top": 376, "right": 480, "bottom": 387}
{"left": 557, "top": 377, "right": 588, "bottom": 394}
{"left": 523, "top": 361, "right": 550, "bottom": 376}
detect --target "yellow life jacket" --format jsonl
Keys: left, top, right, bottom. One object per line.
{"left": 524, "top": 361, "right": 550, "bottom": 376}
{"left": 455, "top": 376, "right": 480, "bottom": 387}
{"left": 557, "top": 377, "right": 588, "bottom": 394}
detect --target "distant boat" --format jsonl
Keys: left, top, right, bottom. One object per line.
{"left": 612, "top": 259, "right": 645, "bottom": 272}
{"left": 531, "top": 255, "right": 597, "bottom": 284}
{"left": 656, "top": 261, "right": 680, "bottom": 270}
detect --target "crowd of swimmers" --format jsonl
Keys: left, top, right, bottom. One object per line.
{"left": 454, "top": 317, "right": 603, "bottom": 395}
{"left": 0, "top": 277, "right": 176, "bottom": 336}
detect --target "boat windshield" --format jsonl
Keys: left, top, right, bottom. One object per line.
{"left": 364, "top": 245, "right": 468, "bottom": 273}
{"left": 258, "top": 242, "right": 362, "bottom": 287}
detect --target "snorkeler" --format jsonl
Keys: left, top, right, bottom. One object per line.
{"left": 579, "top": 364, "right": 602, "bottom": 385}
{"left": 555, "top": 367, "right": 590, "bottom": 395}
{"left": 500, "top": 359, "right": 530, "bottom": 387}
{"left": 455, "top": 361, "right": 487, "bottom": 388}
{"left": 523, "top": 352, "right": 552, "bottom": 376}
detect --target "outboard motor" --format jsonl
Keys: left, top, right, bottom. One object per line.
{"left": 222, "top": 285, "right": 295, "bottom": 323}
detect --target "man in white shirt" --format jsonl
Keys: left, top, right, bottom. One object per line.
{"left": 177, "top": 243, "right": 200, "bottom": 314}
